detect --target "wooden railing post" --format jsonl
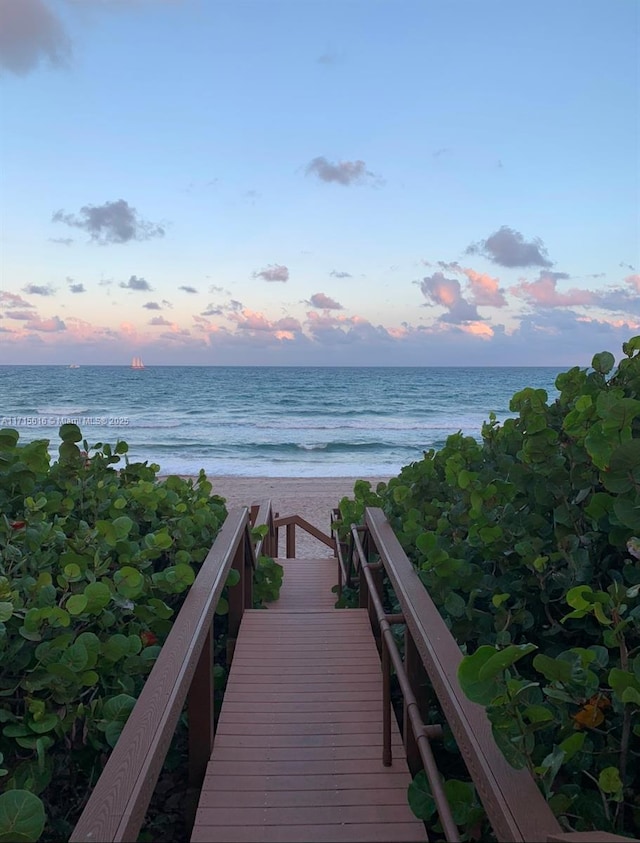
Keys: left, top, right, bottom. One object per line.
{"left": 227, "top": 538, "right": 246, "bottom": 662}
{"left": 187, "top": 623, "right": 215, "bottom": 789}
{"left": 244, "top": 531, "right": 254, "bottom": 610}
{"left": 358, "top": 543, "right": 369, "bottom": 610}
{"left": 369, "top": 562, "right": 384, "bottom": 652}
{"left": 404, "top": 628, "right": 431, "bottom": 777}
{"left": 185, "top": 621, "right": 214, "bottom": 833}
{"left": 286, "top": 521, "right": 295, "bottom": 557}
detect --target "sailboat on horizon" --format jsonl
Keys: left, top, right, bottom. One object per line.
{"left": 131, "top": 356, "right": 145, "bottom": 369}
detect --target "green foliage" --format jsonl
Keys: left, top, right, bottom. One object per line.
{"left": 408, "top": 771, "right": 485, "bottom": 839}
{"left": 0, "top": 427, "right": 228, "bottom": 841}
{"left": 253, "top": 555, "right": 284, "bottom": 606}
{"left": 0, "top": 791, "right": 45, "bottom": 843}
{"left": 332, "top": 479, "right": 387, "bottom": 541}
{"left": 345, "top": 338, "right": 640, "bottom": 838}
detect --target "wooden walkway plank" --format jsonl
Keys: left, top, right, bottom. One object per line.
{"left": 191, "top": 558, "right": 427, "bottom": 843}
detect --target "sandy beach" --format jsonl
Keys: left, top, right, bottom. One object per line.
{"left": 205, "top": 475, "right": 390, "bottom": 558}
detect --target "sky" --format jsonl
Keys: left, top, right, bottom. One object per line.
{"left": 0, "top": 0, "right": 639, "bottom": 367}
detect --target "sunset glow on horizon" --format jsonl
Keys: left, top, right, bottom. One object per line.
{"left": 1, "top": 0, "right": 639, "bottom": 367}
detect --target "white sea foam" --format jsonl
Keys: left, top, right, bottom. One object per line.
{"left": 4, "top": 365, "right": 563, "bottom": 478}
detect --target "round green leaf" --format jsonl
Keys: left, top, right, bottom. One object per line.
{"left": 478, "top": 644, "right": 537, "bottom": 681}
{"left": 407, "top": 771, "right": 436, "bottom": 821}
{"left": 63, "top": 563, "right": 82, "bottom": 581}
{"left": 66, "top": 595, "right": 88, "bottom": 616}
{"left": 27, "top": 714, "right": 59, "bottom": 735}
{"left": 0, "top": 790, "right": 45, "bottom": 843}
{"left": 83, "top": 582, "right": 111, "bottom": 612}
{"left": 102, "top": 693, "right": 136, "bottom": 722}
{"left": 226, "top": 568, "right": 241, "bottom": 588}
{"left": 59, "top": 423, "right": 82, "bottom": 442}
{"left": 598, "top": 766, "right": 623, "bottom": 796}
{"left": 112, "top": 516, "right": 133, "bottom": 539}
{"left": 101, "top": 634, "right": 130, "bottom": 662}
{"left": 0, "top": 429, "right": 19, "bottom": 447}
{"left": 114, "top": 567, "right": 144, "bottom": 598}
{"left": 458, "top": 646, "right": 503, "bottom": 705}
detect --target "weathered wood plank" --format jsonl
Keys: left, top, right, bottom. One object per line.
{"left": 198, "top": 787, "right": 410, "bottom": 808}
{"left": 191, "top": 560, "right": 426, "bottom": 843}
{"left": 192, "top": 822, "right": 426, "bottom": 843}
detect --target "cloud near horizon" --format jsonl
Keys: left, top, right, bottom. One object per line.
{"left": 462, "top": 269, "right": 508, "bottom": 307}
{"left": 626, "top": 274, "right": 640, "bottom": 292}
{"left": 52, "top": 199, "right": 165, "bottom": 245}
{"left": 467, "top": 226, "right": 553, "bottom": 268}
{"left": 512, "top": 271, "right": 595, "bottom": 308}
{"left": 229, "top": 309, "right": 302, "bottom": 338}
{"left": 0, "top": 292, "right": 35, "bottom": 309}
{"left": 420, "top": 273, "right": 482, "bottom": 323}
{"left": 6, "top": 311, "right": 34, "bottom": 321}
{"left": 27, "top": 315, "right": 66, "bottom": 332}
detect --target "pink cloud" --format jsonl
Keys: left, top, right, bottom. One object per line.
{"left": 231, "top": 309, "right": 301, "bottom": 334}
{"left": 0, "top": 292, "right": 35, "bottom": 309}
{"left": 625, "top": 274, "right": 640, "bottom": 292}
{"left": 420, "top": 273, "right": 481, "bottom": 323}
{"left": 119, "top": 322, "right": 140, "bottom": 338}
{"left": 65, "top": 317, "right": 101, "bottom": 340}
{"left": 26, "top": 315, "right": 65, "bottom": 332}
{"left": 305, "top": 311, "right": 364, "bottom": 330}
{"left": 387, "top": 326, "right": 410, "bottom": 338}
{"left": 459, "top": 322, "right": 494, "bottom": 339}
{"left": 463, "top": 268, "right": 507, "bottom": 307}
{"left": 192, "top": 315, "right": 225, "bottom": 335}
{"left": 512, "top": 272, "right": 596, "bottom": 308}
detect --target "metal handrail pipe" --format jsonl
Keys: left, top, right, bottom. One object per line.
{"left": 352, "top": 527, "right": 460, "bottom": 842}
{"left": 386, "top": 613, "right": 405, "bottom": 625}
{"left": 364, "top": 507, "right": 562, "bottom": 843}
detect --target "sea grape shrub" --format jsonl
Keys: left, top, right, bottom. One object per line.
{"left": 0, "top": 425, "right": 227, "bottom": 842}
{"left": 342, "top": 338, "right": 640, "bottom": 838}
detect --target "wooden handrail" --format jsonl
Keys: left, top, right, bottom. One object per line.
{"left": 360, "top": 507, "right": 633, "bottom": 843}
{"left": 273, "top": 513, "right": 335, "bottom": 557}
{"left": 70, "top": 503, "right": 273, "bottom": 843}
{"left": 249, "top": 499, "right": 277, "bottom": 558}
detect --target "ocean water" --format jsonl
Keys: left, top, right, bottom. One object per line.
{"left": 0, "top": 366, "right": 563, "bottom": 477}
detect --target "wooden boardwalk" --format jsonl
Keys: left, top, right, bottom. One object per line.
{"left": 191, "top": 558, "right": 428, "bottom": 843}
